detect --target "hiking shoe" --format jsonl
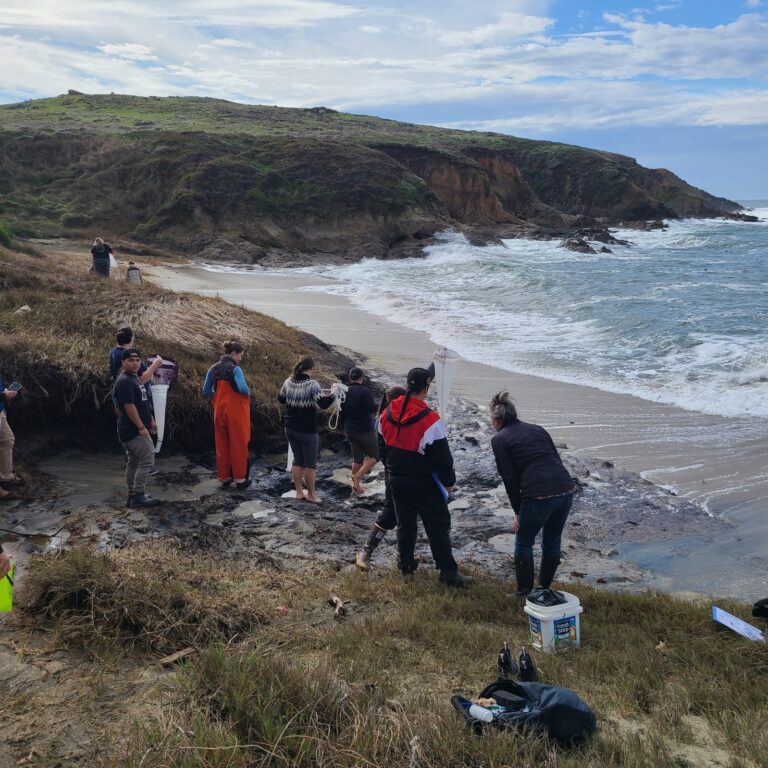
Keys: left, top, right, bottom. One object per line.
{"left": 220, "top": 479, "right": 233, "bottom": 489}
{"left": 439, "top": 570, "right": 473, "bottom": 588}
{"left": 355, "top": 549, "right": 371, "bottom": 571}
{"left": 126, "top": 494, "right": 135, "bottom": 508}
{"left": 234, "top": 479, "right": 252, "bottom": 491}
{"left": 131, "top": 493, "right": 160, "bottom": 508}
{"left": 0, "top": 474, "right": 24, "bottom": 488}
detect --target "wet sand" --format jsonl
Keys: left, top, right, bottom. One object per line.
{"left": 146, "top": 264, "right": 768, "bottom": 599}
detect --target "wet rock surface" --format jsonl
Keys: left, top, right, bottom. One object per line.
{"left": 2, "top": 398, "right": 720, "bottom": 592}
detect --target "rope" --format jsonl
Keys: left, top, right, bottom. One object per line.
{"left": 327, "top": 382, "right": 348, "bottom": 431}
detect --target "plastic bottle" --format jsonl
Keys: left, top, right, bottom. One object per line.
{"left": 452, "top": 695, "right": 494, "bottom": 723}
{"left": 519, "top": 646, "right": 537, "bottom": 682}
{"left": 497, "top": 640, "right": 515, "bottom": 679}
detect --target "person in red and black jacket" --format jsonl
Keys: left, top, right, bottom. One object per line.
{"left": 378, "top": 367, "right": 472, "bottom": 587}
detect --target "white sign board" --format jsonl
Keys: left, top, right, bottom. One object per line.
{"left": 712, "top": 606, "right": 766, "bottom": 642}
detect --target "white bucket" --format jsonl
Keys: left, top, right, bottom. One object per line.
{"left": 524, "top": 590, "right": 583, "bottom": 653}
{"left": 152, "top": 383, "right": 169, "bottom": 454}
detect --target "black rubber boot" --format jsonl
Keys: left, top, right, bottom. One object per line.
{"left": 538, "top": 555, "right": 561, "bottom": 589}
{"left": 439, "top": 570, "right": 473, "bottom": 588}
{"left": 131, "top": 493, "right": 160, "bottom": 508}
{"left": 514, "top": 555, "right": 534, "bottom": 597}
{"left": 355, "top": 524, "right": 387, "bottom": 571}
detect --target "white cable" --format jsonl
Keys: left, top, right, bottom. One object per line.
{"left": 327, "top": 382, "right": 348, "bottom": 431}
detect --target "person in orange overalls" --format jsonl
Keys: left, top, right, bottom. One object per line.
{"left": 203, "top": 341, "right": 251, "bottom": 489}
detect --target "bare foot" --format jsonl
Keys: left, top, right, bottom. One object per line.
{"left": 294, "top": 492, "right": 307, "bottom": 500}
{"left": 305, "top": 495, "right": 321, "bottom": 504}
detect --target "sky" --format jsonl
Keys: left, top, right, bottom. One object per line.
{"left": 1, "top": 0, "right": 767, "bottom": 199}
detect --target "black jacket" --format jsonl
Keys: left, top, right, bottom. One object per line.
{"left": 340, "top": 382, "right": 376, "bottom": 434}
{"left": 491, "top": 419, "right": 573, "bottom": 513}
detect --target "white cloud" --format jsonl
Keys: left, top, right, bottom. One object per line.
{"left": 744, "top": 0, "right": 762, "bottom": 8}
{"left": 360, "top": 25, "right": 382, "bottom": 34}
{"left": 210, "top": 38, "right": 252, "bottom": 48}
{"left": 439, "top": 12, "right": 553, "bottom": 46}
{"left": 98, "top": 42, "right": 158, "bottom": 61}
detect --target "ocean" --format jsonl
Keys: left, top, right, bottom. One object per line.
{"left": 301, "top": 203, "right": 768, "bottom": 421}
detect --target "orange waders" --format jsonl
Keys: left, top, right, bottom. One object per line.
{"left": 213, "top": 380, "right": 251, "bottom": 482}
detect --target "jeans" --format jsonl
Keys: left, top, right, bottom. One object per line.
{"left": 514, "top": 493, "right": 573, "bottom": 560}
{"left": 123, "top": 433, "right": 155, "bottom": 495}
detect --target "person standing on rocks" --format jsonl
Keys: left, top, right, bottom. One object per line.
{"left": 126, "top": 261, "right": 143, "bottom": 285}
{"left": 90, "top": 237, "right": 114, "bottom": 277}
{"left": 278, "top": 356, "right": 335, "bottom": 503}
{"left": 203, "top": 341, "right": 252, "bottom": 490}
{"left": 0, "top": 374, "right": 23, "bottom": 501}
{"left": 355, "top": 385, "right": 405, "bottom": 570}
{"left": 377, "top": 367, "right": 472, "bottom": 587}
{"left": 113, "top": 349, "right": 160, "bottom": 508}
{"left": 489, "top": 391, "right": 575, "bottom": 596}
{"left": 341, "top": 366, "right": 379, "bottom": 493}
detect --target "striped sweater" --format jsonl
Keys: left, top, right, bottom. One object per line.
{"left": 278, "top": 375, "right": 335, "bottom": 433}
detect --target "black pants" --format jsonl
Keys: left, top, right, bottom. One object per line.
{"left": 375, "top": 470, "right": 397, "bottom": 531}
{"left": 390, "top": 477, "right": 458, "bottom": 574}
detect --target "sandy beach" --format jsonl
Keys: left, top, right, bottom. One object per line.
{"left": 146, "top": 263, "right": 768, "bottom": 599}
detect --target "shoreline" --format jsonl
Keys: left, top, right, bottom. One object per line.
{"left": 145, "top": 262, "right": 768, "bottom": 599}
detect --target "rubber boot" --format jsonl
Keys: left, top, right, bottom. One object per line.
{"left": 355, "top": 524, "right": 386, "bottom": 571}
{"left": 438, "top": 569, "right": 473, "bottom": 588}
{"left": 514, "top": 555, "right": 534, "bottom": 597}
{"left": 538, "top": 555, "right": 561, "bottom": 589}
{"left": 131, "top": 492, "right": 160, "bottom": 508}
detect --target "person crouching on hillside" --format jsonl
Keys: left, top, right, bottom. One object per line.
{"left": 355, "top": 385, "right": 405, "bottom": 570}
{"left": 490, "top": 391, "right": 575, "bottom": 596}
{"left": 278, "top": 356, "right": 335, "bottom": 503}
{"left": 342, "top": 366, "right": 379, "bottom": 493}
{"left": 203, "top": 341, "right": 252, "bottom": 490}
{"left": 378, "top": 367, "right": 472, "bottom": 587}
{"left": 113, "top": 349, "right": 160, "bottom": 508}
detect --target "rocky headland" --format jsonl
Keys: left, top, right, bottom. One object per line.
{"left": 0, "top": 93, "right": 744, "bottom": 266}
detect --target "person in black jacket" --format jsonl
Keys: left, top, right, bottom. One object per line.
{"left": 341, "top": 366, "right": 379, "bottom": 493}
{"left": 490, "top": 391, "right": 574, "bottom": 596}
{"left": 378, "top": 367, "right": 471, "bottom": 587}
{"left": 90, "top": 237, "right": 114, "bottom": 277}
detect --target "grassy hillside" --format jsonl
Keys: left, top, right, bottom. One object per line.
{"left": 8, "top": 540, "right": 767, "bottom": 767}
{"left": 0, "top": 241, "right": 350, "bottom": 448}
{"left": 0, "top": 94, "right": 740, "bottom": 262}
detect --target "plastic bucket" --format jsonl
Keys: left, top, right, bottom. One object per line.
{"left": 148, "top": 356, "right": 179, "bottom": 386}
{"left": 152, "top": 384, "right": 169, "bottom": 454}
{"left": 524, "top": 590, "right": 583, "bottom": 652}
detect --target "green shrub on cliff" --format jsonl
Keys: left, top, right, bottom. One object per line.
{"left": 0, "top": 220, "right": 13, "bottom": 248}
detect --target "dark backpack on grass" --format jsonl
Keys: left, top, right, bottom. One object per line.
{"left": 475, "top": 680, "right": 596, "bottom": 743}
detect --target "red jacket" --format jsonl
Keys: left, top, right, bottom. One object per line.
{"left": 377, "top": 395, "right": 455, "bottom": 487}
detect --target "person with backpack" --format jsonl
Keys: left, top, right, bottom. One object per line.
{"left": 203, "top": 341, "right": 252, "bottom": 490}
{"left": 377, "top": 367, "right": 472, "bottom": 586}
{"left": 341, "top": 366, "right": 379, "bottom": 493}
{"left": 90, "top": 237, "right": 114, "bottom": 277}
{"left": 490, "top": 391, "right": 575, "bottom": 596}
{"left": 278, "top": 356, "right": 335, "bottom": 503}
{"left": 355, "top": 385, "right": 405, "bottom": 570}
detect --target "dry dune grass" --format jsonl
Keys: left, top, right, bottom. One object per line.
{"left": 0, "top": 243, "right": 350, "bottom": 448}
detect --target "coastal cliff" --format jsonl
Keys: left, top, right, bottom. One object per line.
{"left": 0, "top": 94, "right": 741, "bottom": 263}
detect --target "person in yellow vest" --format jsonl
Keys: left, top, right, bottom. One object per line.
{"left": 0, "top": 538, "right": 12, "bottom": 612}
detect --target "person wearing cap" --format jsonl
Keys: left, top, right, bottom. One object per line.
{"left": 112, "top": 349, "right": 160, "bottom": 508}
{"left": 340, "top": 366, "right": 379, "bottom": 493}
{"left": 377, "top": 367, "right": 472, "bottom": 587}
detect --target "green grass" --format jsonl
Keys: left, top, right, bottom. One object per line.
{"left": 24, "top": 541, "right": 760, "bottom": 768}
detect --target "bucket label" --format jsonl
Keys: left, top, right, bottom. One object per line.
{"left": 529, "top": 615, "right": 542, "bottom": 647}
{"left": 554, "top": 616, "right": 577, "bottom": 645}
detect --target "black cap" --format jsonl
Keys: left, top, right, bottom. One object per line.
{"left": 406, "top": 367, "right": 431, "bottom": 391}
{"left": 122, "top": 348, "right": 141, "bottom": 361}
{"left": 349, "top": 366, "right": 364, "bottom": 381}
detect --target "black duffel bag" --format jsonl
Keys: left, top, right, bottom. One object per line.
{"left": 457, "top": 679, "right": 597, "bottom": 743}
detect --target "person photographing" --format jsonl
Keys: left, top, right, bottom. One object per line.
{"left": 377, "top": 367, "right": 471, "bottom": 586}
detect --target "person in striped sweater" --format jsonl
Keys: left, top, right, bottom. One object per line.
{"left": 278, "top": 356, "right": 335, "bottom": 503}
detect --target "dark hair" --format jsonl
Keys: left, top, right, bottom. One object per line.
{"left": 379, "top": 385, "right": 406, "bottom": 414}
{"left": 116, "top": 326, "right": 134, "bottom": 345}
{"left": 406, "top": 367, "right": 431, "bottom": 394}
{"left": 121, "top": 347, "right": 141, "bottom": 362}
{"left": 349, "top": 366, "right": 364, "bottom": 381}
{"left": 489, "top": 391, "right": 518, "bottom": 423}
{"left": 293, "top": 355, "right": 314, "bottom": 378}
{"left": 223, "top": 340, "right": 244, "bottom": 355}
